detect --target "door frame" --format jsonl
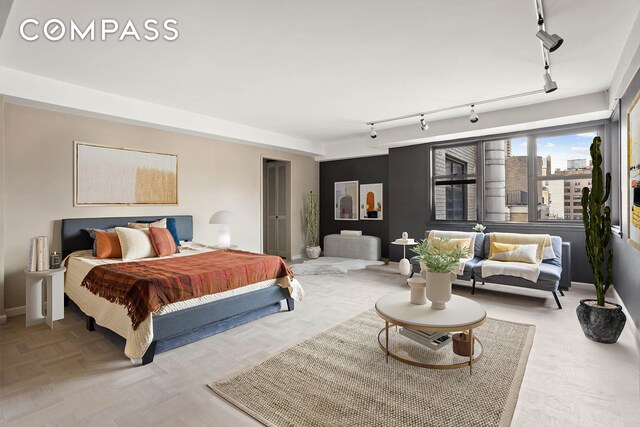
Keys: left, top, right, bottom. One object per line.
{"left": 260, "top": 156, "right": 292, "bottom": 259}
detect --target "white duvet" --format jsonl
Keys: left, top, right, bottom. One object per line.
{"left": 64, "top": 245, "right": 304, "bottom": 360}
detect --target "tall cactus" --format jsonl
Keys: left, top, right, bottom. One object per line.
{"left": 581, "top": 136, "right": 613, "bottom": 306}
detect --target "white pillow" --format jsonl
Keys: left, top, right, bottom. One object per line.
{"left": 127, "top": 218, "right": 167, "bottom": 229}
{"left": 489, "top": 243, "right": 538, "bottom": 264}
{"left": 115, "top": 227, "right": 157, "bottom": 260}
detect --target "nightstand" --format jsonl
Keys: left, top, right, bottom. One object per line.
{"left": 25, "top": 267, "right": 66, "bottom": 328}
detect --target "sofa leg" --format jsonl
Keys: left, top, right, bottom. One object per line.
{"left": 552, "top": 292, "right": 562, "bottom": 309}
{"left": 559, "top": 289, "right": 565, "bottom": 297}
{"left": 409, "top": 270, "right": 414, "bottom": 278}
{"left": 471, "top": 278, "right": 476, "bottom": 295}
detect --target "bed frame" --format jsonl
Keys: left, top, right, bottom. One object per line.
{"left": 61, "top": 215, "right": 294, "bottom": 365}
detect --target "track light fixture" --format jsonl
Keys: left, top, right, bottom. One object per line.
{"left": 469, "top": 105, "right": 479, "bottom": 124}
{"left": 543, "top": 67, "right": 558, "bottom": 93}
{"left": 536, "top": 29, "right": 563, "bottom": 52}
{"left": 535, "top": 0, "right": 563, "bottom": 52}
{"left": 420, "top": 114, "right": 428, "bottom": 131}
{"left": 369, "top": 124, "right": 377, "bottom": 139}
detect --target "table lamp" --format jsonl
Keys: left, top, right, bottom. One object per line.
{"left": 209, "top": 210, "right": 236, "bottom": 248}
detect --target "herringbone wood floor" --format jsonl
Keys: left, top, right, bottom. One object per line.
{"left": 1, "top": 265, "right": 638, "bottom": 426}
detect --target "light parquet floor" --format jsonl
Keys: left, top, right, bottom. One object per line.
{"left": 1, "top": 265, "right": 638, "bottom": 426}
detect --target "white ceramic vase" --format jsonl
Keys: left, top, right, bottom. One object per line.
{"left": 407, "top": 277, "right": 427, "bottom": 305}
{"left": 305, "top": 246, "right": 321, "bottom": 259}
{"left": 421, "top": 263, "right": 456, "bottom": 310}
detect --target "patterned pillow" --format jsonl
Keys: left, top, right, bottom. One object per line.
{"left": 128, "top": 218, "right": 167, "bottom": 230}
{"left": 115, "top": 227, "right": 157, "bottom": 261}
{"left": 489, "top": 243, "right": 538, "bottom": 264}
{"left": 133, "top": 217, "right": 181, "bottom": 247}
{"left": 94, "top": 230, "right": 122, "bottom": 259}
{"left": 148, "top": 227, "right": 179, "bottom": 257}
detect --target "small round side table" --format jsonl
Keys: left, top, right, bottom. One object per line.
{"left": 391, "top": 239, "right": 417, "bottom": 275}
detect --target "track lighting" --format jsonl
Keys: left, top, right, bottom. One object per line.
{"left": 543, "top": 69, "right": 558, "bottom": 93}
{"left": 536, "top": 29, "right": 563, "bottom": 52}
{"left": 420, "top": 115, "right": 428, "bottom": 131}
{"left": 469, "top": 105, "right": 479, "bottom": 124}
{"left": 369, "top": 124, "right": 377, "bottom": 139}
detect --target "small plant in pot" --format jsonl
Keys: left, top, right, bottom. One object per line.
{"left": 577, "top": 136, "right": 626, "bottom": 343}
{"left": 304, "top": 191, "right": 321, "bottom": 259}
{"left": 411, "top": 238, "right": 468, "bottom": 310}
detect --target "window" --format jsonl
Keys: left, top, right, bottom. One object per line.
{"left": 429, "top": 125, "right": 602, "bottom": 223}
{"left": 432, "top": 145, "right": 477, "bottom": 221}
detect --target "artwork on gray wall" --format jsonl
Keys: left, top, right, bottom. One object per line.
{"left": 334, "top": 180, "right": 358, "bottom": 220}
{"left": 360, "top": 183, "right": 383, "bottom": 220}
{"left": 628, "top": 90, "right": 640, "bottom": 250}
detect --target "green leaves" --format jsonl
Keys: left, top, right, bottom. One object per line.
{"left": 410, "top": 238, "right": 468, "bottom": 273}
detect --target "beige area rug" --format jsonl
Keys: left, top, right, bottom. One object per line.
{"left": 209, "top": 310, "right": 535, "bottom": 427}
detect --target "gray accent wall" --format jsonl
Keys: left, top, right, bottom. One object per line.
{"left": 612, "top": 64, "right": 640, "bottom": 332}
{"left": 319, "top": 156, "right": 389, "bottom": 258}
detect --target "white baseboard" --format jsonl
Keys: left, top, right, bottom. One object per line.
{"left": 569, "top": 281, "right": 594, "bottom": 291}
{"left": 0, "top": 314, "right": 6, "bottom": 325}
{"left": 291, "top": 253, "right": 304, "bottom": 261}
{"left": 5, "top": 305, "right": 25, "bottom": 317}
{"left": 610, "top": 287, "right": 640, "bottom": 355}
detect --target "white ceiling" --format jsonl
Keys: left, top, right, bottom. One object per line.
{"left": 1, "top": 0, "right": 639, "bottom": 156}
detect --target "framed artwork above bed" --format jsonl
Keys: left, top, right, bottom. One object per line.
{"left": 74, "top": 141, "right": 178, "bottom": 206}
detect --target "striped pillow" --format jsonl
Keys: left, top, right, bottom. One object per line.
{"left": 148, "top": 227, "right": 178, "bottom": 257}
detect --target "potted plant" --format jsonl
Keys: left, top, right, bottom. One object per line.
{"left": 472, "top": 223, "right": 486, "bottom": 233}
{"left": 411, "top": 238, "right": 468, "bottom": 310}
{"left": 304, "top": 191, "right": 321, "bottom": 259}
{"left": 577, "top": 136, "right": 626, "bottom": 343}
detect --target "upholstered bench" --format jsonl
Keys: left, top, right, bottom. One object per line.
{"left": 323, "top": 234, "right": 381, "bottom": 261}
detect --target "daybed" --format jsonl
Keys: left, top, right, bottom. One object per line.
{"left": 61, "top": 215, "right": 302, "bottom": 365}
{"left": 410, "top": 231, "right": 571, "bottom": 309}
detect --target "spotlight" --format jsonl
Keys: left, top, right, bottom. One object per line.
{"left": 543, "top": 70, "right": 558, "bottom": 93}
{"left": 370, "top": 124, "right": 377, "bottom": 139}
{"left": 420, "top": 114, "right": 428, "bottom": 131}
{"left": 469, "top": 105, "right": 479, "bottom": 123}
{"left": 536, "top": 30, "right": 563, "bottom": 52}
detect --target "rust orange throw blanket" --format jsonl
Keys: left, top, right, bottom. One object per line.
{"left": 81, "top": 250, "right": 294, "bottom": 330}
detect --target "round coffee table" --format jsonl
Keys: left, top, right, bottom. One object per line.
{"left": 375, "top": 292, "right": 486, "bottom": 374}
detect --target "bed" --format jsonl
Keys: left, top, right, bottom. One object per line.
{"left": 61, "top": 215, "right": 302, "bottom": 365}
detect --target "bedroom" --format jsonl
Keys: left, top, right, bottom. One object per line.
{"left": 1, "top": 1, "right": 640, "bottom": 426}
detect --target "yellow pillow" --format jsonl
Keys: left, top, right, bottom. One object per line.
{"left": 489, "top": 242, "right": 538, "bottom": 264}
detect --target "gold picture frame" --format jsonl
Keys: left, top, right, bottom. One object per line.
{"left": 74, "top": 141, "right": 178, "bottom": 206}
{"left": 627, "top": 90, "right": 640, "bottom": 250}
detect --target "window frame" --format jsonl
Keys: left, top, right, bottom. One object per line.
{"left": 427, "top": 121, "right": 606, "bottom": 226}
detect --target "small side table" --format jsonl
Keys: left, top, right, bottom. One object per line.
{"left": 391, "top": 240, "right": 417, "bottom": 275}
{"left": 25, "top": 267, "right": 66, "bottom": 328}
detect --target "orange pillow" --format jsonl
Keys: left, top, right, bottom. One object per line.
{"left": 148, "top": 227, "right": 178, "bottom": 257}
{"left": 94, "top": 231, "right": 122, "bottom": 259}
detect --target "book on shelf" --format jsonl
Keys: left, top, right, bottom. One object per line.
{"left": 399, "top": 328, "right": 452, "bottom": 351}
{"left": 27, "top": 238, "right": 37, "bottom": 271}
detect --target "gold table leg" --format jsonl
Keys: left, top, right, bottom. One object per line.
{"left": 468, "top": 328, "right": 474, "bottom": 375}
{"left": 385, "top": 321, "right": 389, "bottom": 363}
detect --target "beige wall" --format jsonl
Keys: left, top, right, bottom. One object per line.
{"left": 0, "top": 97, "right": 6, "bottom": 322}
{"left": 2, "top": 103, "right": 318, "bottom": 310}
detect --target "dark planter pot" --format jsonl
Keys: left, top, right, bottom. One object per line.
{"left": 576, "top": 299, "right": 626, "bottom": 344}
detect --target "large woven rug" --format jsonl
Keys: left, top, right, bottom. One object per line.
{"left": 209, "top": 309, "right": 535, "bottom": 427}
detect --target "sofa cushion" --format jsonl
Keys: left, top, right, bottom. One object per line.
{"left": 473, "top": 259, "right": 561, "bottom": 284}
{"left": 542, "top": 236, "right": 562, "bottom": 268}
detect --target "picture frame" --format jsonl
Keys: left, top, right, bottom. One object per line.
{"left": 74, "top": 141, "right": 178, "bottom": 206}
{"left": 334, "top": 180, "right": 359, "bottom": 220}
{"left": 359, "top": 183, "right": 383, "bottom": 220}
{"left": 627, "top": 90, "right": 640, "bottom": 250}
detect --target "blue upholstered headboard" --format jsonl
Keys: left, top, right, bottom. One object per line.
{"left": 61, "top": 215, "right": 193, "bottom": 259}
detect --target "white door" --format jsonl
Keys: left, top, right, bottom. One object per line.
{"left": 266, "top": 161, "right": 288, "bottom": 257}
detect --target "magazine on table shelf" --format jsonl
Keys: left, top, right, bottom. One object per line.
{"left": 399, "top": 328, "right": 453, "bottom": 350}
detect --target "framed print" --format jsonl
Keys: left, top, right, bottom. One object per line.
{"left": 628, "top": 90, "right": 640, "bottom": 250}
{"left": 334, "top": 180, "right": 358, "bottom": 220}
{"left": 74, "top": 141, "right": 178, "bottom": 206}
{"left": 360, "top": 183, "right": 383, "bottom": 220}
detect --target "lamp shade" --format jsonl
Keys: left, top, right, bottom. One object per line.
{"left": 209, "top": 210, "right": 237, "bottom": 224}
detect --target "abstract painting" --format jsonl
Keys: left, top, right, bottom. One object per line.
{"left": 334, "top": 181, "right": 358, "bottom": 220}
{"left": 74, "top": 142, "right": 178, "bottom": 205}
{"left": 360, "top": 183, "right": 383, "bottom": 220}
{"left": 628, "top": 90, "right": 640, "bottom": 250}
